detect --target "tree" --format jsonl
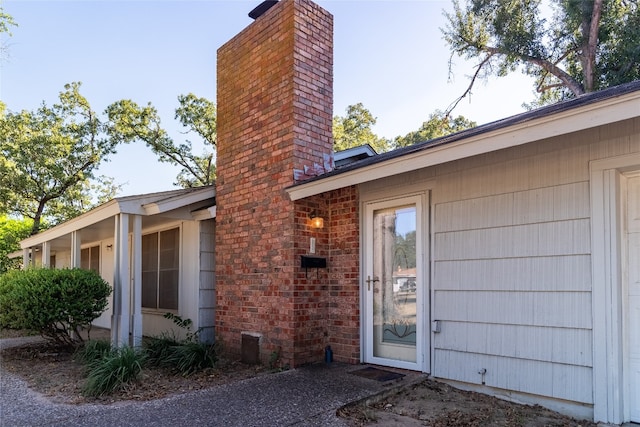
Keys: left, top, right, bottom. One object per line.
{"left": 333, "top": 103, "right": 391, "bottom": 153}
{"left": 106, "top": 94, "right": 216, "bottom": 188}
{"left": 0, "top": 216, "right": 32, "bottom": 273}
{"left": 442, "top": 0, "right": 640, "bottom": 110}
{"left": 393, "top": 110, "right": 476, "bottom": 149}
{"left": 0, "top": 7, "right": 17, "bottom": 60}
{"left": 0, "top": 82, "right": 122, "bottom": 235}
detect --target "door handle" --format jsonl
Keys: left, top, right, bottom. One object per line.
{"left": 366, "top": 275, "right": 380, "bottom": 291}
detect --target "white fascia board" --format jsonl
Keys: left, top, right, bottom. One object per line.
{"left": 7, "top": 250, "right": 23, "bottom": 259}
{"left": 20, "top": 200, "right": 122, "bottom": 249}
{"left": 192, "top": 205, "right": 217, "bottom": 221}
{"left": 142, "top": 187, "right": 215, "bottom": 215}
{"left": 287, "top": 93, "right": 639, "bottom": 201}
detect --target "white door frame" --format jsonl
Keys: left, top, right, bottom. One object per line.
{"left": 361, "top": 192, "right": 429, "bottom": 372}
{"left": 590, "top": 153, "right": 640, "bottom": 424}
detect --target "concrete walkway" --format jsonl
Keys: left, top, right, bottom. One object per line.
{"left": 1, "top": 337, "right": 424, "bottom": 427}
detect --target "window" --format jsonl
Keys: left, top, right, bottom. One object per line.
{"left": 81, "top": 246, "right": 100, "bottom": 272}
{"left": 142, "top": 228, "right": 179, "bottom": 310}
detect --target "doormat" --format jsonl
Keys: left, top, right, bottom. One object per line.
{"left": 350, "top": 367, "right": 405, "bottom": 382}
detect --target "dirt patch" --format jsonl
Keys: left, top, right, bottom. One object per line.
{"left": 0, "top": 338, "right": 268, "bottom": 405}
{"left": 337, "top": 378, "right": 597, "bottom": 427}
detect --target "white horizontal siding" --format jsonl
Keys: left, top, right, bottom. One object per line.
{"left": 434, "top": 256, "right": 591, "bottom": 291}
{"left": 433, "top": 290, "right": 592, "bottom": 329}
{"left": 434, "top": 219, "right": 591, "bottom": 261}
{"left": 435, "top": 182, "right": 589, "bottom": 233}
{"left": 434, "top": 140, "right": 591, "bottom": 204}
{"left": 433, "top": 349, "right": 593, "bottom": 404}
{"left": 433, "top": 322, "right": 592, "bottom": 366}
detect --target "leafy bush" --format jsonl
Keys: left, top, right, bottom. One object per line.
{"left": 144, "top": 313, "right": 218, "bottom": 376}
{"left": 83, "top": 346, "right": 146, "bottom": 397}
{"left": 0, "top": 268, "right": 111, "bottom": 347}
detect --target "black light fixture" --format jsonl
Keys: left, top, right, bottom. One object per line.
{"left": 249, "top": 0, "right": 279, "bottom": 20}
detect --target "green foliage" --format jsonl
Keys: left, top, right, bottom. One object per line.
{"left": 333, "top": 103, "right": 390, "bottom": 153}
{"left": 0, "top": 215, "right": 32, "bottom": 273}
{"left": 0, "top": 7, "right": 16, "bottom": 36}
{"left": 0, "top": 7, "right": 17, "bottom": 60}
{"left": 82, "top": 346, "right": 146, "bottom": 396}
{"left": 442, "top": 0, "right": 640, "bottom": 108}
{"left": 166, "top": 341, "right": 218, "bottom": 376}
{"left": 144, "top": 313, "right": 218, "bottom": 376}
{"left": 106, "top": 93, "right": 216, "bottom": 188}
{"left": 0, "top": 82, "right": 123, "bottom": 234}
{"left": 0, "top": 268, "right": 111, "bottom": 347}
{"left": 393, "top": 111, "right": 476, "bottom": 149}
{"left": 75, "top": 339, "right": 112, "bottom": 366}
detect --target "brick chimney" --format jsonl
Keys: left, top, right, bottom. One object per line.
{"left": 215, "top": 0, "right": 336, "bottom": 366}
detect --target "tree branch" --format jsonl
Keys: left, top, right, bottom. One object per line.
{"left": 483, "top": 46, "right": 585, "bottom": 96}
{"left": 445, "top": 54, "right": 494, "bottom": 117}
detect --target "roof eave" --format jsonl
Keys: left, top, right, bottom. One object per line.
{"left": 286, "top": 89, "right": 640, "bottom": 201}
{"left": 20, "top": 200, "right": 122, "bottom": 249}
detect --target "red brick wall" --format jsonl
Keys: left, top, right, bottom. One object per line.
{"left": 215, "top": 0, "right": 337, "bottom": 367}
{"left": 290, "top": 186, "right": 360, "bottom": 365}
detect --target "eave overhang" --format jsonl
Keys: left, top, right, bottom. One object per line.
{"left": 286, "top": 82, "right": 640, "bottom": 201}
{"left": 20, "top": 186, "right": 216, "bottom": 249}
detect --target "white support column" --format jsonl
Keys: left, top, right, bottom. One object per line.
{"left": 117, "top": 213, "right": 131, "bottom": 347}
{"left": 111, "top": 215, "right": 121, "bottom": 348}
{"left": 22, "top": 249, "right": 30, "bottom": 269}
{"left": 131, "top": 215, "right": 143, "bottom": 347}
{"left": 42, "top": 242, "right": 51, "bottom": 268}
{"left": 70, "top": 231, "right": 81, "bottom": 268}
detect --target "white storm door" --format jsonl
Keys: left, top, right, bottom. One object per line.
{"left": 626, "top": 174, "right": 640, "bottom": 422}
{"left": 364, "top": 195, "right": 425, "bottom": 371}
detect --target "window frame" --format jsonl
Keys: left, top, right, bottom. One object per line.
{"left": 141, "top": 225, "right": 181, "bottom": 313}
{"left": 80, "top": 245, "right": 100, "bottom": 272}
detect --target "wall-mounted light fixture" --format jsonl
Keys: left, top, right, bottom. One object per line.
{"left": 309, "top": 211, "right": 324, "bottom": 229}
{"left": 106, "top": 244, "right": 113, "bottom": 252}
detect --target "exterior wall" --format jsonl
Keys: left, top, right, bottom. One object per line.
{"left": 199, "top": 219, "right": 216, "bottom": 343}
{"left": 358, "top": 117, "right": 640, "bottom": 408}
{"left": 94, "top": 238, "right": 114, "bottom": 329}
{"left": 292, "top": 186, "right": 359, "bottom": 364}
{"left": 215, "top": 0, "right": 333, "bottom": 366}
{"left": 141, "top": 220, "right": 200, "bottom": 339}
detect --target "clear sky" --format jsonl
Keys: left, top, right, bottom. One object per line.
{"left": 1, "top": 0, "right": 537, "bottom": 196}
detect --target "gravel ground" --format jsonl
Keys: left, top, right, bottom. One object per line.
{"left": 0, "top": 335, "right": 414, "bottom": 427}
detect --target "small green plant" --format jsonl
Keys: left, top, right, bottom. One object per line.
{"left": 144, "top": 313, "right": 218, "bottom": 376}
{"left": 268, "top": 349, "right": 280, "bottom": 370}
{"left": 168, "top": 341, "right": 217, "bottom": 375}
{"left": 144, "top": 335, "right": 180, "bottom": 368}
{"left": 82, "top": 346, "right": 146, "bottom": 397}
{"left": 75, "top": 339, "right": 112, "bottom": 366}
{"left": 163, "top": 312, "right": 199, "bottom": 342}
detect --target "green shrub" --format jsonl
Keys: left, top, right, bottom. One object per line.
{"left": 0, "top": 268, "right": 111, "bottom": 348}
{"left": 164, "top": 341, "right": 218, "bottom": 376}
{"left": 144, "top": 334, "right": 181, "bottom": 368}
{"left": 144, "top": 313, "right": 218, "bottom": 376}
{"left": 83, "top": 346, "right": 146, "bottom": 397}
{"left": 75, "top": 339, "right": 112, "bottom": 366}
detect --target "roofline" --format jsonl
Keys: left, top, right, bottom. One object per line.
{"left": 21, "top": 200, "right": 121, "bottom": 248}
{"left": 143, "top": 186, "right": 215, "bottom": 215}
{"left": 20, "top": 185, "right": 216, "bottom": 249}
{"left": 286, "top": 81, "right": 640, "bottom": 201}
